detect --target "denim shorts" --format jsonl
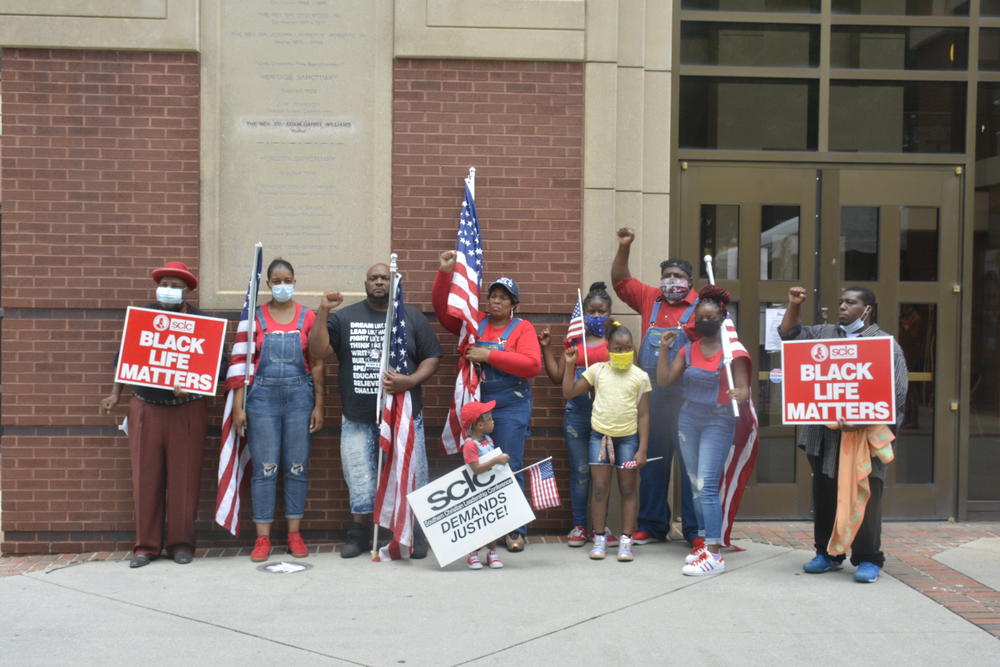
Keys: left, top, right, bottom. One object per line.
{"left": 588, "top": 431, "right": 639, "bottom": 466}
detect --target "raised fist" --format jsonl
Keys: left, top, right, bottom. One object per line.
{"left": 788, "top": 286, "right": 808, "bottom": 305}
{"left": 439, "top": 250, "right": 457, "bottom": 273}
{"left": 320, "top": 290, "right": 343, "bottom": 310}
{"left": 616, "top": 227, "right": 635, "bottom": 246}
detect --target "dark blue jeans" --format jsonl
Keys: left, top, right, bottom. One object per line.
{"left": 485, "top": 392, "right": 531, "bottom": 536}
{"left": 638, "top": 386, "right": 698, "bottom": 541}
{"left": 563, "top": 407, "right": 592, "bottom": 527}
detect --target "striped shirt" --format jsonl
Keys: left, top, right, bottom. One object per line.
{"left": 780, "top": 322, "right": 909, "bottom": 480}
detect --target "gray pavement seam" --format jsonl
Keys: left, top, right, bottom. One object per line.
{"left": 22, "top": 572, "right": 368, "bottom": 666}
{"left": 454, "top": 547, "right": 793, "bottom": 665}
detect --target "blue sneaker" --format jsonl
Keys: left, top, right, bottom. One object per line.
{"left": 854, "top": 562, "right": 881, "bottom": 583}
{"left": 802, "top": 554, "right": 843, "bottom": 574}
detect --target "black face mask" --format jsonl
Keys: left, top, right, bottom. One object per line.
{"left": 695, "top": 319, "right": 722, "bottom": 338}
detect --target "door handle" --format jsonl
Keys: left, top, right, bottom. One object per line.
{"left": 820, "top": 306, "right": 829, "bottom": 322}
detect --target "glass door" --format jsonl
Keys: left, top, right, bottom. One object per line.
{"left": 678, "top": 162, "right": 961, "bottom": 518}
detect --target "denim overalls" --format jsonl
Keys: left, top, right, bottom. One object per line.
{"left": 564, "top": 342, "right": 606, "bottom": 527}
{"left": 475, "top": 317, "right": 531, "bottom": 534}
{"left": 676, "top": 343, "right": 737, "bottom": 545}
{"left": 246, "top": 304, "right": 315, "bottom": 523}
{"left": 636, "top": 298, "right": 699, "bottom": 541}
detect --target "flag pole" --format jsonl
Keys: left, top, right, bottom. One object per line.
{"left": 372, "top": 252, "right": 399, "bottom": 559}
{"left": 513, "top": 456, "right": 554, "bottom": 476}
{"left": 704, "top": 254, "right": 739, "bottom": 417}
{"left": 577, "top": 288, "right": 589, "bottom": 368}
{"left": 467, "top": 167, "right": 475, "bottom": 199}
{"left": 242, "top": 242, "right": 263, "bottom": 417}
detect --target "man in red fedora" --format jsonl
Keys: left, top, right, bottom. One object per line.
{"left": 100, "top": 260, "right": 224, "bottom": 568}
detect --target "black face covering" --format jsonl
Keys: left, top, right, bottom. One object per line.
{"left": 695, "top": 319, "right": 722, "bottom": 338}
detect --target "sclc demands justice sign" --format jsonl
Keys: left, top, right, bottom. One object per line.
{"left": 781, "top": 336, "right": 896, "bottom": 425}
{"left": 114, "top": 307, "right": 228, "bottom": 396}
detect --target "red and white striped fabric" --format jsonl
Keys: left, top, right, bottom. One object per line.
{"left": 719, "top": 316, "right": 759, "bottom": 548}
{"left": 215, "top": 245, "right": 262, "bottom": 535}
{"left": 528, "top": 459, "right": 561, "bottom": 510}
{"left": 373, "top": 276, "right": 420, "bottom": 560}
{"left": 442, "top": 181, "right": 483, "bottom": 455}
{"left": 375, "top": 389, "right": 417, "bottom": 560}
{"left": 565, "top": 298, "right": 585, "bottom": 343}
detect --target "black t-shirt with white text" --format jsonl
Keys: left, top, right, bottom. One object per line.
{"left": 328, "top": 300, "right": 442, "bottom": 423}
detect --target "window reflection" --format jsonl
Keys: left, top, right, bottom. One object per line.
{"left": 757, "top": 303, "right": 795, "bottom": 483}
{"left": 682, "top": 22, "right": 820, "bottom": 67}
{"left": 896, "top": 303, "right": 935, "bottom": 484}
{"left": 761, "top": 205, "right": 800, "bottom": 280}
{"left": 900, "top": 207, "right": 939, "bottom": 281}
{"left": 831, "top": 27, "right": 967, "bottom": 70}
{"left": 701, "top": 204, "right": 740, "bottom": 279}
{"left": 832, "top": 0, "right": 968, "bottom": 16}
{"left": 841, "top": 207, "right": 879, "bottom": 281}
{"left": 981, "top": 29, "right": 1000, "bottom": 71}
{"left": 682, "top": 0, "right": 819, "bottom": 11}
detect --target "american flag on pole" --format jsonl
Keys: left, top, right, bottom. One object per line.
{"left": 528, "top": 459, "right": 561, "bottom": 511}
{"left": 441, "top": 179, "right": 483, "bottom": 454}
{"left": 215, "top": 243, "right": 263, "bottom": 535}
{"left": 719, "top": 316, "right": 759, "bottom": 548}
{"left": 374, "top": 276, "right": 418, "bottom": 560}
{"left": 565, "top": 298, "right": 585, "bottom": 343}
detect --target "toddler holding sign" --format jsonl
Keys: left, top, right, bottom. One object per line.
{"left": 562, "top": 322, "right": 650, "bottom": 562}
{"left": 460, "top": 400, "right": 510, "bottom": 570}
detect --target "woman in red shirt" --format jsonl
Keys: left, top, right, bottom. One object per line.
{"left": 433, "top": 250, "right": 541, "bottom": 552}
{"left": 233, "top": 259, "right": 325, "bottom": 562}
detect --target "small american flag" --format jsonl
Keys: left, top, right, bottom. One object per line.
{"left": 374, "top": 275, "right": 418, "bottom": 560}
{"left": 566, "top": 298, "right": 585, "bottom": 343}
{"left": 215, "top": 244, "right": 262, "bottom": 535}
{"left": 528, "top": 459, "right": 561, "bottom": 511}
{"left": 442, "top": 179, "right": 483, "bottom": 454}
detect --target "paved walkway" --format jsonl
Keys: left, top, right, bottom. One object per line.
{"left": 2, "top": 522, "right": 998, "bottom": 665}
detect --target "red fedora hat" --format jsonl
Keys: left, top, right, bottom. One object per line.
{"left": 151, "top": 261, "right": 198, "bottom": 290}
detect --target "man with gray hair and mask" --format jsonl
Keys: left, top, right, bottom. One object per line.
{"left": 611, "top": 228, "right": 700, "bottom": 554}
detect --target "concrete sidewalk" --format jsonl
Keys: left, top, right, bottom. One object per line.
{"left": 2, "top": 535, "right": 998, "bottom": 666}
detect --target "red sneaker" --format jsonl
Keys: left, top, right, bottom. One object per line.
{"left": 250, "top": 535, "right": 272, "bottom": 562}
{"left": 287, "top": 531, "right": 309, "bottom": 558}
{"left": 567, "top": 525, "right": 587, "bottom": 547}
{"left": 631, "top": 530, "right": 664, "bottom": 545}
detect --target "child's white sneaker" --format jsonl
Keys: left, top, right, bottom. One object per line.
{"left": 589, "top": 534, "right": 607, "bottom": 560}
{"left": 681, "top": 550, "right": 725, "bottom": 576}
{"left": 617, "top": 534, "right": 634, "bottom": 562}
{"left": 466, "top": 552, "right": 483, "bottom": 570}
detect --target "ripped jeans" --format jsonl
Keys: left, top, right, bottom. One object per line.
{"left": 676, "top": 401, "right": 737, "bottom": 545}
{"left": 563, "top": 407, "right": 592, "bottom": 527}
{"left": 247, "top": 374, "right": 315, "bottom": 523}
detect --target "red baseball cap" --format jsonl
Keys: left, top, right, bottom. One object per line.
{"left": 460, "top": 400, "right": 496, "bottom": 433}
{"left": 151, "top": 261, "right": 198, "bottom": 290}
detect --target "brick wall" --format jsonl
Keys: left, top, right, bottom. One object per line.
{"left": 0, "top": 53, "right": 584, "bottom": 554}
{"left": 393, "top": 59, "right": 585, "bottom": 530}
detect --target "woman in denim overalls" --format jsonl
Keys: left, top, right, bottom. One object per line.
{"left": 657, "top": 285, "right": 749, "bottom": 576}
{"left": 433, "top": 251, "right": 542, "bottom": 553}
{"left": 233, "top": 259, "right": 324, "bottom": 562}
{"left": 539, "top": 282, "right": 613, "bottom": 547}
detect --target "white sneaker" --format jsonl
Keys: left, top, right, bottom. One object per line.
{"left": 567, "top": 525, "right": 587, "bottom": 547}
{"left": 685, "top": 544, "right": 708, "bottom": 564}
{"left": 589, "top": 535, "right": 607, "bottom": 560}
{"left": 682, "top": 551, "right": 725, "bottom": 576}
{"left": 617, "top": 535, "right": 634, "bottom": 562}
{"left": 466, "top": 552, "right": 483, "bottom": 570}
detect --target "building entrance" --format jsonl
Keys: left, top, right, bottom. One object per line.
{"left": 677, "top": 162, "right": 961, "bottom": 519}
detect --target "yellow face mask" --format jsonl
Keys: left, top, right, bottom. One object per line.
{"left": 609, "top": 350, "right": 634, "bottom": 370}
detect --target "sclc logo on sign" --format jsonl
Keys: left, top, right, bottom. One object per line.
{"left": 427, "top": 468, "right": 496, "bottom": 511}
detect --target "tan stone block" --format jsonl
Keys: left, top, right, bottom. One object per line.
{"left": 425, "top": 0, "right": 585, "bottom": 29}
{"left": 643, "top": 0, "right": 673, "bottom": 71}
{"left": 642, "top": 70, "right": 671, "bottom": 195}
{"left": 617, "top": 0, "right": 645, "bottom": 67}
{"left": 585, "top": 62, "right": 618, "bottom": 190}
{"left": 585, "top": 0, "right": 619, "bottom": 63}
{"left": 582, "top": 188, "right": 617, "bottom": 291}
{"left": 616, "top": 66, "right": 644, "bottom": 193}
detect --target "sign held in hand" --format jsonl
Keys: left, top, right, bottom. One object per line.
{"left": 114, "top": 307, "right": 228, "bottom": 396}
{"left": 781, "top": 336, "right": 896, "bottom": 425}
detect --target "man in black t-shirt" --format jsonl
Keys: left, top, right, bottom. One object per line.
{"left": 308, "top": 263, "right": 442, "bottom": 558}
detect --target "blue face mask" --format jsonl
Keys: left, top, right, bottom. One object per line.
{"left": 839, "top": 306, "right": 870, "bottom": 334}
{"left": 584, "top": 315, "right": 607, "bottom": 337}
{"left": 271, "top": 284, "right": 295, "bottom": 303}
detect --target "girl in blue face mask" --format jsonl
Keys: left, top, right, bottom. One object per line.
{"left": 232, "top": 258, "right": 325, "bottom": 563}
{"left": 656, "top": 285, "right": 750, "bottom": 576}
{"left": 538, "top": 282, "right": 616, "bottom": 549}
{"left": 562, "top": 321, "right": 651, "bottom": 562}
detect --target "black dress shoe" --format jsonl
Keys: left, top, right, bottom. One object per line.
{"left": 172, "top": 551, "right": 193, "bottom": 565}
{"left": 129, "top": 554, "right": 151, "bottom": 568}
